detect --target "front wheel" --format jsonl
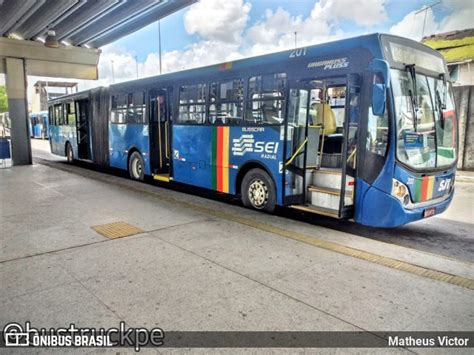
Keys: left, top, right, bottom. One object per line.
{"left": 66, "top": 143, "right": 73, "bottom": 163}
{"left": 128, "top": 151, "right": 145, "bottom": 181}
{"left": 241, "top": 168, "right": 276, "bottom": 212}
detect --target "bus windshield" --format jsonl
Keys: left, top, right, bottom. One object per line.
{"left": 392, "top": 69, "right": 457, "bottom": 170}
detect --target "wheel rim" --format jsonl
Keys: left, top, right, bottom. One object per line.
{"left": 132, "top": 156, "right": 142, "bottom": 178}
{"left": 67, "top": 146, "right": 72, "bottom": 162}
{"left": 248, "top": 179, "right": 268, "bottom": 208}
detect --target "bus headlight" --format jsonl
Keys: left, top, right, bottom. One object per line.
{"left": 392, "top": 179, "right": 410, "bottom": 206}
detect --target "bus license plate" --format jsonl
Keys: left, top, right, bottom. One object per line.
{"left": 424, "top": 208, "right": 436, "bottom": 218}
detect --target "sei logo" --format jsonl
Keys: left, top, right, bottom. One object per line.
{"left": 254, "top": 141, "right": 279, "bottom": 154}
{"left": 232, "top": 134, "right": 279, "bottom": 159}
{"left": 438, "top": 178, "right": 452, "bottom": 192}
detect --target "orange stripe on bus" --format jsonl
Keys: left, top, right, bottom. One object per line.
{"left": 421, "top": 176, "right": 429, "bottom": 201}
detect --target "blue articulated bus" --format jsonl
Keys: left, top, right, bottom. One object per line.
{"left": 48, "top": 33, "right": 458, "bottom": 227}
{"left": 29, "top": 111, "right": 49, "bottom": 139}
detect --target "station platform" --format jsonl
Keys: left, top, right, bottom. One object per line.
{"left": 1, "top": 142, "right": 473, "bottom": 348}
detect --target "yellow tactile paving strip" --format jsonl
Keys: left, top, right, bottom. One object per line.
{"left": 92, "top": 222, "right": 144, "bottom": 239}
{"left": 41, "top": 160, "right": 474, "bottom": 291}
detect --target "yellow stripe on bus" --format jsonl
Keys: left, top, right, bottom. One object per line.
{"left": 427, "top": 176, "right": 435, "bottom": 200}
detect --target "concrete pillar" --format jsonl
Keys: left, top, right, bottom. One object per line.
{"left": 5, "top": 57, "right": 32, "bottom": 165}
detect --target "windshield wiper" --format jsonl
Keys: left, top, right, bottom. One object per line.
{"left": 435, "top": 89, "right": 445, "bottom": 129}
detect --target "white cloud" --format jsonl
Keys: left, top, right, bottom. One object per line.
{"left": 244, "top": 0, "right": 386, "bottom": 57}
{"left": 389, "top": 7, "right": 438, "bottom": 40}
{"left": 390, "top": 0, "right": 474, "bottom": 40}
{"left": 438, "top": 0, "right": 473, "bottom": 33}
{"left": 245, "top": 6, "right": 343, "bottom": 57}
{"left": 97, "top": 44, "right": 138, "bottom": 83}
{"left": 311, "top": 0, "right": 387, "bottom": 27}
{"left": 141, "top": 40, "right": 243, "bottom": 76}
{"left": 184, "top": 0, "right": 251, "bottom": 43}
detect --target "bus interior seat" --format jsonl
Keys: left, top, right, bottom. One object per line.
{"left": 314, "top": 103, "right": 337, "bottom": 135}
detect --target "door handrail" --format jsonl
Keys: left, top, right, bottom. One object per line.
{"left": 347, "top": 147, "right": 357, "bottom": 163}
{"left": 285, "top": 137, "right": 308, "bottom": 166}
{"left": 165, "top": 120, "right": 169, "bottom": 159}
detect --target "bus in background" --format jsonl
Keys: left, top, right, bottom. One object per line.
{"left": 0, "top": 112, "right": 10, "bottom": 138}
{"left": 29, "top": 111, "right": 49, "bottom": 139}
{"left": 48, "top": 33, "right": 457, "bottom": 228}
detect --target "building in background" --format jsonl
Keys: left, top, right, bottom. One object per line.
{"left": 423, "top": 29, "right": 474, "bottom": 86}
{"left": 31, "top": 81, "right": 78, "bottom": 112}
{"left": 423, "top": 29, "right": 474, "bottom": 170}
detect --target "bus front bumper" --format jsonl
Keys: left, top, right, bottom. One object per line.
{"left": 356, "top": 185, "right": 454, "bottom": 228}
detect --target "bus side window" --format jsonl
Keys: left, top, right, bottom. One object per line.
{"left": 49, "top": 107, "right": 54, "bottom": 125}
{"left": 133, "top": 91, "right": 146, "bottom": 124}
{"left": 178, "top": 84, "right": 206, "bottom": 124}
{"left": 63, "top": 104, "right": 68, "bottom": 125}
{"left": 67, "top": 102, "right": 76, "bottom": 126}
{"left": 127, "top": 93, "right": 134, "bottom": 123}
{"left": 111, "top": 95, "right": 117, "bottom": 123}
{"left": 111, "top": 94, "right": 127, "bottom": 124}
{"left": 246, "top": 73, "right": 286, "bottom": 125}
{"left": 209, "top": 79, "right": 244, "bottom": 125}
{"left": 54, "top": 104, "right": 63, "bottom": 125}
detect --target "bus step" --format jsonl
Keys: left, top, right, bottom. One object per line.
{"left": 308, "top": 185, "right": 341, "bottom": 196}
{"left": 290, "top": 204, "right": 339, "bottom": 218}
{"left": 311, "top": 169, "right": 342, "bottom": 190}
{"left": 153, "top": 174, "right": 170, "bottom": 182}
{"left": 307, "top": 185, "right": 352, "bottom": 210}
{"left": 314, "top": 167, "right": 342, "bottom": 175}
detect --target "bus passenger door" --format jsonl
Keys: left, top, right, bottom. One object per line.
{"left": 283, "top": 86, "right": 310, "bottom": 205}
{"left": 149, "top": 89, "right": 170, "bottom": 175}
{"left": 339, "top": 74, "right": 361, "bottom": 218}
{"left": 75, "top": 100, "right": 91, "bottom": 160}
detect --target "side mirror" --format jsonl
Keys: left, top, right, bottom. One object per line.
{"left": 369, "top": 59, "right": 390, "bottom": 116}
{"left": 369, "top": 59, "right": 390, "bottom": 87}
{"left": 372, "top": 83, "right": 386, "bottom": 116}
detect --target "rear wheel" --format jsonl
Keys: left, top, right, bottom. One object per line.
{"left": 66, "top": 143, "right": 73, "bottom": 163}
{"left": 241, "top": 168, "right": 276, "bottom": 212}
{"left": 128, "top": 151, "right": 145, "bottom": 181}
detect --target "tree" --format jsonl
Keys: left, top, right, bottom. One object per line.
{"left": 0, "top": 86, "right": 7, "bottom": 113}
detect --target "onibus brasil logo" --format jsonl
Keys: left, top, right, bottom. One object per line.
{"left": 2, "top": 321, "right": 164, "bottom": 351}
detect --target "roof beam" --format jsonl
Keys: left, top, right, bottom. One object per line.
{"left": 0, "top": 37, "right": 100, "bottom": 79}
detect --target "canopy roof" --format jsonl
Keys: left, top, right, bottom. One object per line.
{"left": 0, "top": 0, "right": 195, "bottom": 48}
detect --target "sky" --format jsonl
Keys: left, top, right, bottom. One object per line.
{"left": 2, "top": 0, "right": 473, "bottom": 98}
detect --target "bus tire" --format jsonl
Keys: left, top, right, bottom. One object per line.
{"left": 128, "top": 151, "right": 145, "bottom": 181}
{"left": 66, "top": 143, "right": 74, "bottom": 163}
{"left": 241, "top": 168, "right": 276, "bottom": 212}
